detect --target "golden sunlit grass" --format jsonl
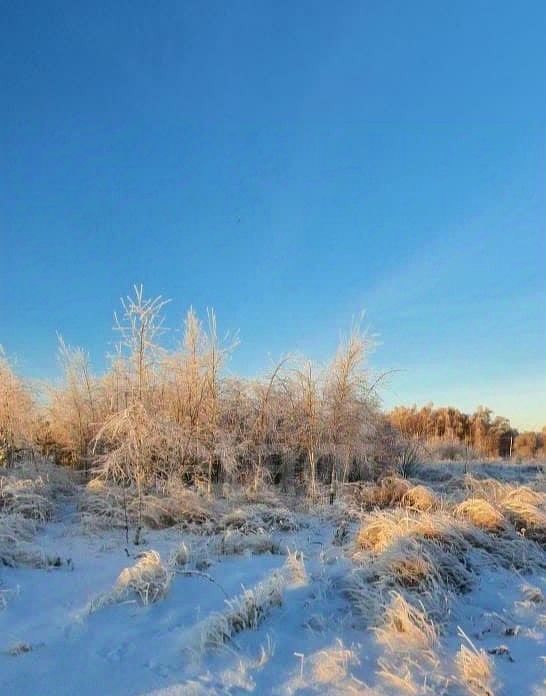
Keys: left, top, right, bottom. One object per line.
{"left": 375, "top": 592, "right": 438, "bottom": 654}
{"left": 309, "top": 640, "right": 358, "bottom": 685}
{"left": 455, "top": 637, "right": 495, "bottom": 696}
{"left": 402, "top": 484, "right": 438, "bottom": 511}
{"left": 501, "top": 497, "right": 546, "bottom": 541}
{"left": 454, "top": 498, "right": 506, "bottom": 532}
{"left": 362, "top": 476, "right": 412, "bottom": 508}
{"left": 461, "top": 476, "right": 546, "bottom": 541}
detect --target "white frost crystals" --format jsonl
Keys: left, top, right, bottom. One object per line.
{"left": 89, "top": 551, "right": 172, "bottom": 611}
{"left": 189, "top": 551, "right": 307, "bottom": 653}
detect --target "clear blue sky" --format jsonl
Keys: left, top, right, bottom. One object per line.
{"left": 1, "top": 1, "right": 545, "bottom": 430}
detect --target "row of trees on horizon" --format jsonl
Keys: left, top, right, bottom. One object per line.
{"left": 387, "top": 404, "right": 545, "bottom": 460}
{"left": 1, "top": 287, "right": 544, "bottom": 499}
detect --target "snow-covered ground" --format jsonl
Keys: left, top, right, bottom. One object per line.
{"left": 1, "top": 519, "right": 545, "bottom": 695}
{"left": 2, "top": 485, "right": 546, "bottom": 694}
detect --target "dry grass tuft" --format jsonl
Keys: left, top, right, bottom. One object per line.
{"left": 347, "top": 498, "right": 546, "bottom": 625}
{"left": 309, "top": 640, "right": 358, "bottom": 685}
{"left": 356, "top": 509, "right": 412, "bottom": 553}
{"left": 391, "top": 538, "right": 471, "bottom": 594}
{"left": 216, "top": 530, "right": 281, "bottom": 556}
{"left": 361, "top": 476, "right": 412, "bottom": 509}
{"left": 455, "top": 636, "right": 495, "bottom": 696}
{"left": 0, "top": 473, "right": 55, "bottom": 523}
{"left": 355, "top": 505, "right": 545, "bottom": 575}
{"left": 349, "top": 532, "right": 473, "bottom": 624}
{"left": 112, "top": 550, "right": 171, "bottom": 604}
{"left": 516, "top": 583, "right": 546, "bottom": 611}
{"left": 169, "top": 541, "right": 190, "bottom": 567}
{"left": 402, "top": 484, "right": 438, "bottom": 511}
{"left": 0, "top": 459, "right": 76, "bottom": 523}
{"left": 79, "top": 480, "right": 131, "bottom": 531}
{"left": 222, "top": 481, "right": 280, "bottom": 507}
{"left": 85, "top": 477, "right": 106, "bottom": 493}
{"left": 192, "top": 553, "right": 306, "bottom": 652}
{"left": 375, "top": 592, "right": 438, "bottom": 654}
{"left": 80, "top": 480, "right": 216, "bottom": 533}
{"left": 213, "top": 636, "right": 276, "bottom": 692}
{"left": 194, "top": 573, "right": 284, "bottom": 650}
{"left": 502, "top": 485, "right": 544, "bottom": 508}
{"left": 89, "top": 550, "right": 171, "bottom": 610}
{"left": 500, "top": 498, "right": 546, "bottom": 542}
{"left": 465, "top": 476, "right": 544, "bottom": 507}
{"left": 217, "top": 507, "right": 261, "bottom": 533}
{"left": 355, "top": 508, "right": 467, "bottom": 555}
{"left": 285, "top": 549, "right": 307, "bottom": 586}
{"left": 376, "top": 656, "right": 434, "bottom": 695}
{"left": 0, "top": 513, "right": 47, "bottom": 567}
{"left": 258, "top": 506, "right": 300, "bottom": 531}
{"left": 462, "top": 476, "right": 546, "bottom": 543}
{"left": 463, "top": 477, "right": 510, "bottom": 504}
{"left": 217, "top": 504, "right": 299, "bottom": 534}
{"left": 168, "top": 540, "right": 212, "bottom": 571}
{"left": 139, "top": 488, "right": 214, "bottom": 529}
{"left": 454, "top": 499, "right": 505, "bottom": 532}
{"left": 521, "top": 583, "right": 544, "bottom": 604}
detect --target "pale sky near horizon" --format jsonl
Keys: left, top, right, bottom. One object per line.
{"left": 1, "top": 2, "right": 545, "bottom": 431}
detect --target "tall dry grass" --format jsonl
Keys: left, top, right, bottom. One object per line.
{"left": 349, "top": 486, "right": 546, "bottom": 630}
{"left": 455, "top": 631, "right": 496, "bottom": 696}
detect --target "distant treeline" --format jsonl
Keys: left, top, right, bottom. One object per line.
{"left": 387, "top": 404, "right": 545, "bottom": 459}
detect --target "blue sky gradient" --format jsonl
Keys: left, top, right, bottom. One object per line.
{"left": 2, "top": 2, "right": 545, "bottom": 429}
